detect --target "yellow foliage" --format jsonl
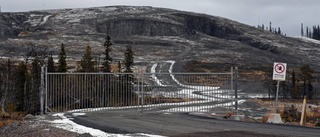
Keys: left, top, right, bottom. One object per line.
{"left": 0, "top": 119, "right": 15, "bottom": 128}
{"left": 7, "top": 103, "right": 16, "bottom": 113}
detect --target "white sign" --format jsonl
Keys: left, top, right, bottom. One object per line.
{"left": 272, "top": 62, "right": 287, "bottom": 81}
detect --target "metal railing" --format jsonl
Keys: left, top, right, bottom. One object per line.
{"left": 44, "top": 70, "right": 234, "bottom": 113}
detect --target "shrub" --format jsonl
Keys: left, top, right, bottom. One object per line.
{"left": 281, "top": 105, "right": 300, "bottom": 122}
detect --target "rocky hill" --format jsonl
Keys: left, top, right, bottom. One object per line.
{"left": 0, "top": 6, "right": 319, "bottom": 75}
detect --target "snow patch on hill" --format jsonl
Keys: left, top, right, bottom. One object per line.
{"left": 291, "top": 36, "right": 320, "bottom": 45}
{"left": 40, "top": 15, "right": 52, "bottom": 25}
{"left": 26, "top": 14, "right": 42, "bottom": 27}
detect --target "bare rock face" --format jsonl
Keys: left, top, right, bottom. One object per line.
{"left": 0, "top": 6, "right": 319, "bottom": 71}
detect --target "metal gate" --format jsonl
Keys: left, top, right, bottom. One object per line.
{"left": 44, "top": 69, "right": 235, "bottom": 113}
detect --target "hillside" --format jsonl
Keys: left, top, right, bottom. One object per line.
{"left": 0, "top": 6, "right": 319, "bottom": 75}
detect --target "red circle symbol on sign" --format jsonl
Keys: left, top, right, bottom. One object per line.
{"left": 275, "top": 64, "right": 285, "bottom": 73}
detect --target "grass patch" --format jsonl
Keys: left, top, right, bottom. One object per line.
{"left": 0, "top": 112, "right": 26, "bottom": 128}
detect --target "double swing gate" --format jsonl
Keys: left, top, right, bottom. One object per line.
{"left": 44, "top": 68, "right": 236, "bottom": 113}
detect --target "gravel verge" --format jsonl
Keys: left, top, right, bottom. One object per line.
{"left": 0, "top": 115, "right": 84, "bottom": 137}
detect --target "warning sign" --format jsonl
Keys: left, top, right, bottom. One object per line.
{"left": 272, "top": 62, "right": 287, "bottom": 81}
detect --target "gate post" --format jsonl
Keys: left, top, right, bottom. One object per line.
{"left": 40, "top": 66, "right": 45, "bottom": 115}
{"left": 141, "top": 74, "right": 144, "bottom": 113}
{"left": 231, "top": 67, "right": 234, "bottom": 112}
{"left": 234, "top": 66, "right": 238, "bottom": 113}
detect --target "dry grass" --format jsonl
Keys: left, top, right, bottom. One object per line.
{"left": 255, "top": 99, "right": 320, "bottom": 127}
{"left": 279, "top": 100, "right": 320, "bottom": 126}
{"left": 0, "top": 119, "right": 15, "bottom": 128}
{"left": 18, "top": 31, "right": 33, "bottom": 37}
{"left": 0, "top": 104, "right": 26, "bottom": 128}
{"left": 261, "top": 116, "right": 269, "bottom": 123}
{"left": 0, "top": 112, "right": 25, "bottom": 128}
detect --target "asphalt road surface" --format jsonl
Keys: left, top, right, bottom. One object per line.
{"left": 67, "top": 110, "right": 320, "bottom": 137}
{"left": 65, "top": 61, "right": 317, "bottom": 137}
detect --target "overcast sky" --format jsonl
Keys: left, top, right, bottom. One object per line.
{"left": 1, "top": 0, "right": 319, "bottom": 36}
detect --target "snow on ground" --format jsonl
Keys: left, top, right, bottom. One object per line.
{"left": 144, "top": 60, "right": 233, "bottom": 112}
{"left": 26, "top": 14, "right": 42, "bottom": 27}
{"left": 40, "top": 15, "right": 52, "bottom": 25}
{"left": 67, "top": 99, "right": 223, "bottom": 113}
{"left": 49, "top": 113, "right": 165, "bottom": 137}
{"left": 247, "top": 94, "right": 270, "bottom": 98}
{"left": 149, "top": 61, "right": 227, "bottom": 101}
{"left": 56, "top": 100, "right": 246, "bottom": 136}
{"left": 150, "top": 63, "right": 167, "bottom": 86}
{"left": 166, "top": 60, "right": 228, "bottom": 100}
{"left": 166, "top": 60, "right": 219, "bottom": 90}
{"left": 163, "top": 99, "right": 246, "bottom": 112}
{"left": 72, "top": 113, "right": 86, "bottom": 117}
{"left": 291, "top": 36, "right": 320, "bottom": 45}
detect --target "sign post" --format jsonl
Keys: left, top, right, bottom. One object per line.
{"left": 267, "top": 62, "right": 287, "bottom": 124}
{"left": 272, "top": 62, "right": 287, "bottom": 113}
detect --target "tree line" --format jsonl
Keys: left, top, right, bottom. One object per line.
{"left": 257, "top": 21, "right": 285, "bottom": 35}
{"left": 301, "top": 23, "right": 320, "bottom": 40}
{"left": 48, "top": 35, "right": 134, "bottom": 73}
{"left": 0, "top": 35, "right": 136, "bottom": 116}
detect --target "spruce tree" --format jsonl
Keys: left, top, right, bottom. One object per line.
{"left": 30, "top": 55, "right": 41, "bottom": 114}
{"left": 291, "top": 70, "right": 300, "bottom": 99}
{"left": 80, "top": 45, "right": 95, "bottom": 72}
{"left": 318, "top": 25, "right": 320, "bottom": 39}
{"left": 0, "top": 59, "right": 13, "bottom": 116}
{"left": 269, "top": 22, "right": 272, "bottom": 32}
{"left": 300, "top": 64, "right": 314, "bottom": 98}
{"left": 118, "top": 61, "right": 121, "bottom": 72}
{"left": 122, "top": 45, "right": 136, "bottom": 106}
{"left": 277, "top": 27, "right": 281, "bottom": 35}
{"left": 309, "top": 28, "right": 312, "bottom": 38}
{"left": 124, "top": 45, "right": 134, "bottom": 73}
{"left": 306, "top": 27, "right": 309, "bottom": 38}
{"left": 312, "top": 26, "right": 317, "bottom": 40}
{"left": 58, "top": 43, "right": 67, "bottom": 72}
{"left": 15, "top": 62, "right": 27, "bottom": 112}
{"left": 312, "top": 25, "right": 320, "bottom": 40}
{"left": 301, "top": 23, "right": 304, "bottom": 37}
{"left": 103, "top": 35, "right": 112, "bottom": 72}
{"left": 47, "top": 54, "right": 55, "bottom": 72}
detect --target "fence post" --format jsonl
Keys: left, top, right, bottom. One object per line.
{"left": 45, "top": 67, "right": 49, "bottom": 113}
{"left": 40, "top": 66, "right": 45, "bottom": 115}
{"left": 230, "top": 67, "right": 233, "bottom": 112}
{"left": 235, "top": 66, "right": 238, "bottom": 113}
{"left": 300, "top": 96, "right": 307, "bottom": 125}
{"left": 137, "top": 73, "right": 140, "bottom": 111}
{"left": 141, "top": 74, "right": 144, "bottom": 113}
